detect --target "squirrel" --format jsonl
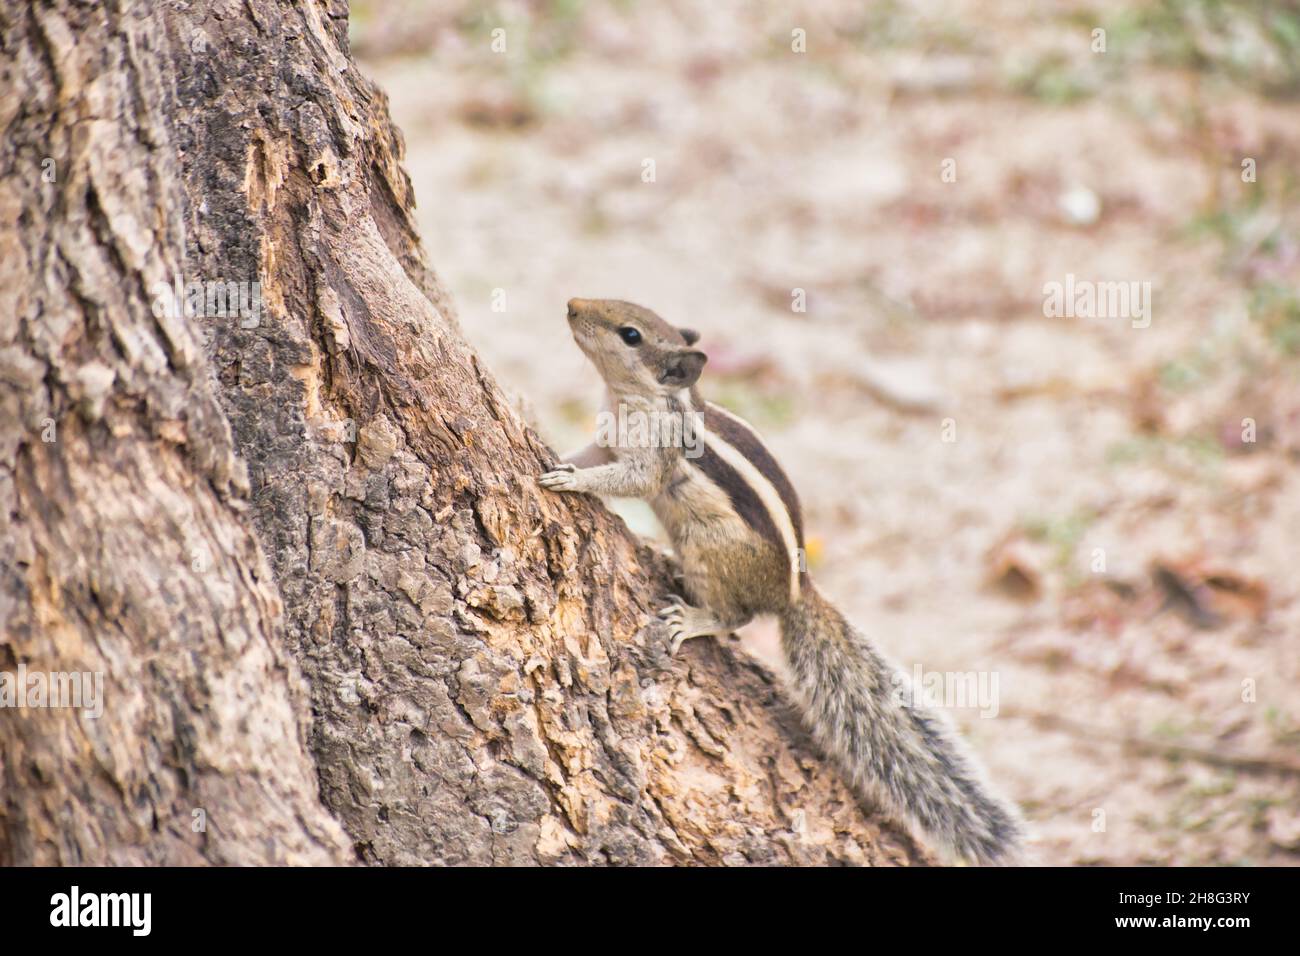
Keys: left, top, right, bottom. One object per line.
{"left": 539, "top": 298, "right": 1024, "bottom": 865}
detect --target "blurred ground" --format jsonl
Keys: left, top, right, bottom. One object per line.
{"left": 353, "top": 0, "right": 1300, "bottom": 865}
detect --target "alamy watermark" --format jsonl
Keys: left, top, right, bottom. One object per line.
{"left": 1043, "top": 273, "right": 1151, "bottom": 328}
{"left": 595, "top": 404, "right": 704, "bottom": 458}
{"left": 0, "top": 665, "right": 104, "bottom": 719}
{"left": 892, "top": 665, "right": 1000, "bottom": 718}
{"left": 50, "top": 886, "right": 150, "bottom": 936}
{"left": 150, "top": 272, "right": 262, "bottom": 328}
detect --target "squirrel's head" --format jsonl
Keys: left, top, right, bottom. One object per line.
{"left": 566, "top": 298, "right": 706, "bottom": 397}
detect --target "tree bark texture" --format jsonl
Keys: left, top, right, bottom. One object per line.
{"left": 0, "top": 0, "right": 924, "bottom": 866}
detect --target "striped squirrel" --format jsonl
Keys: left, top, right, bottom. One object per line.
{"left": 539, "top": 298, "right": 1024, "bottom": 865}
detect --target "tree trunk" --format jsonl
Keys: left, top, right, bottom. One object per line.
{"left": 0, "top": 0, "right": 923, "bottom": 866}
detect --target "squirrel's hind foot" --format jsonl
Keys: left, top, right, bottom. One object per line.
{"left": 658, "top": 602, "right": 746, "bottom": 655}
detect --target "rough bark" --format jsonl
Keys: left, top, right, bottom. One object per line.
{"left": 0, "top": 0, "right": 349, "bottom": 864}
{"left": 0, "top": 0, "right": 924, "bottom": 866}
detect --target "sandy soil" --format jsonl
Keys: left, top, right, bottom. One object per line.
{"left": 354, "top": 0, "right": 1300, "bottom": 865}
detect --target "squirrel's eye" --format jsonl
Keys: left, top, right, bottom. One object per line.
{"left": 618, "top": 326, "right": 642, "bottom": 346}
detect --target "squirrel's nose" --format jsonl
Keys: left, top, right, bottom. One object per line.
{"left": 566, "top": 298, "right": 589, "bottom": 320}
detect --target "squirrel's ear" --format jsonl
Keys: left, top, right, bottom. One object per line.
{"left": 659, "top": 348, "right": 707, "bottom": 388}
{"left": 679, "top": 327, "right": 700, "bottom": 345}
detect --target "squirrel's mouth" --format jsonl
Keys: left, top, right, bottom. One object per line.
{"left": 567, "top": 315, "right": 597, "bottom": 351}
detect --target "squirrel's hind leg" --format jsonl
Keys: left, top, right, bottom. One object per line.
{"left": 658, "top": 601, "right": 749, "bottom": 655}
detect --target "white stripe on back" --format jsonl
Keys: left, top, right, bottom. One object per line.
{"left": 704, "top": 402, "right": 802, "bottom": 601}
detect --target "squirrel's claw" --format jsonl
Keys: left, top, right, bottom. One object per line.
{"left": 539, "top": 466, "right": 578, "bottom": 490}
{"left": 656, "top": 600, "right": 684, "bottom": 618}
{"left": 658, "top": 601, "right": 719, "bottom": 656}
{"left": 657, "top": 603, "right": 685, "bottom": 654}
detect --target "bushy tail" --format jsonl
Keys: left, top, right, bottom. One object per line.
{"left": 780, "top": 584, "right": 1023, "bottom": 865}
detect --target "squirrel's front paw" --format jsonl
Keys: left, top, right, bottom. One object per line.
{"left": 539, "top": 463, "right": 579, "bottom": 491}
